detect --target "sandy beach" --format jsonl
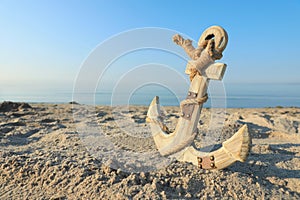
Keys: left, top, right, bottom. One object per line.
{"left": 0, "top": 101, "right": 299, "bottom": 199}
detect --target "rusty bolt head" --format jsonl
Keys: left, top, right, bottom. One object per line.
{"left": 210, "top": 156, "right": 214, "bottom": 161}
{"left": 197, "top": 157, "right": 202, "bottom": 163}
{"left": 210, "top": 163, "right": 215, "bottom": 168}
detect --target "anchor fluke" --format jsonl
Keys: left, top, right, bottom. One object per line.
{"left": 222, "top": 124, "right": 251, "bottom": 162}
{"left": 146, "top": 96, "right": 160, "bottom": 122}
{"left": 147, "top": 96, "right": 171, "bottom": 135}
{"left": 176, "top": 124, "right": 251, "bottom": 170}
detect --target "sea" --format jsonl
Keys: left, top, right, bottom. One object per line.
{"left": 1, "top": 83, "right": 300, "bottom": 108}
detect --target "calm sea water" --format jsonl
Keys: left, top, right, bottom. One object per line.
{"left": 1, "top": 83, "right": 300, "bottom": 108}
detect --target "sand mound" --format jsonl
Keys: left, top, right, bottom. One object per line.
{"left": 0, "top": 101, "right": 32, "bottom": 112}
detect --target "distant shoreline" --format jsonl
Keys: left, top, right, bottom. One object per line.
{"left": 1, "top": 83, "right": 300, "bottom": 108}
{"left": 0, "top": 100, "right": 299, "bottom": 109}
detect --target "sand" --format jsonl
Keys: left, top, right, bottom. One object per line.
{"left": 0, "top": 102, "right": 299, "bottom": 199}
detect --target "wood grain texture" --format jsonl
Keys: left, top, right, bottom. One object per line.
{"left": 176, "top": 125, "right": 251, "bottom": 169}
{"left": 147, "top": 64, "right": 224, "bottom": 156}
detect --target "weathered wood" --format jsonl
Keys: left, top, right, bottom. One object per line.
{"left": 148, "top": 74, "right": 207, "bottom": 155}
{"left": 148, "top": 50, "right": 225, "bottom": 156}
{"left": 186, "top": 62, "right": 227, "bottom": 80}
{"left": 198, "top": 26, "right": 228, "bottom": 53}
{"left": 147, "top": 25, "right": 251, "bottom": 170}
{"left": 175, "top": 125, "right": 251, "bottom": 170}
{"left": 148, "top": 26, "right": 227, "bottom": 156}
{"left": 204, "top": 63, "right": 227, "bottom": 80}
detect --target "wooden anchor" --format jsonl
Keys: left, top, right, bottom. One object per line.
{"left": 147, "top": 26, "right": 251, "bottom": 170}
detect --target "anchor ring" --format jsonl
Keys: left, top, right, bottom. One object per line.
{"left": 198, "top": 26, "right": 228, "bottom": 53}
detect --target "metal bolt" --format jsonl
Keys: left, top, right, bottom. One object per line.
{"left": 186, "top": 114, "right": 190, "bottom": 118}
{"left": 210, "top": 156, "right": 214, "bottom": 161}
{"left": 199, "top": 164, "right": 202, "bottom": 169}
{"left": 193, "top": 94, "right": 197, "bottom": 97}
{"left": 188, "top": 92, "right": 191, "bottom": 96}
{"left": 181, "top": 113, "right": 185, "bottom": 117}
{"left": 198, "top": 157, "right": 202, "bottom": 163}
{"left": 210, "top": 163, "right": 215, "bottom": 168}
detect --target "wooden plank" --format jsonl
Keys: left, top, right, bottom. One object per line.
{"left": 186, "top": 61, "right": 226, "bottom": 80}
{"left": 203, "top": 63, "right": 227, "bottom": 80}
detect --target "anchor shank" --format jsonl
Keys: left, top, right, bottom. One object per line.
{"left": 180, "top": 74, "right": 209, "bottom": 128}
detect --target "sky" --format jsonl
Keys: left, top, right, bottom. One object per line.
{"left": 1, "top": 0, "right": 300, "bottom": 96}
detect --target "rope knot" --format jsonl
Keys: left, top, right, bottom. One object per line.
{"left": 180, "top": 93, "right": 208, "bottom": 110}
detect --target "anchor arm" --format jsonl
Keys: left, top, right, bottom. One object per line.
{"left": 175, "top": 124, "right": 251, "bottom": 170}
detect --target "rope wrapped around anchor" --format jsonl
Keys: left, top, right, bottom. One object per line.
{"left": 180, "top": 93, "right": 208, "bottom": 110}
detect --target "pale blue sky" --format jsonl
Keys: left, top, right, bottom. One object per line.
{"left": 1, "top": 0, "right": 300, "bottom": 95}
